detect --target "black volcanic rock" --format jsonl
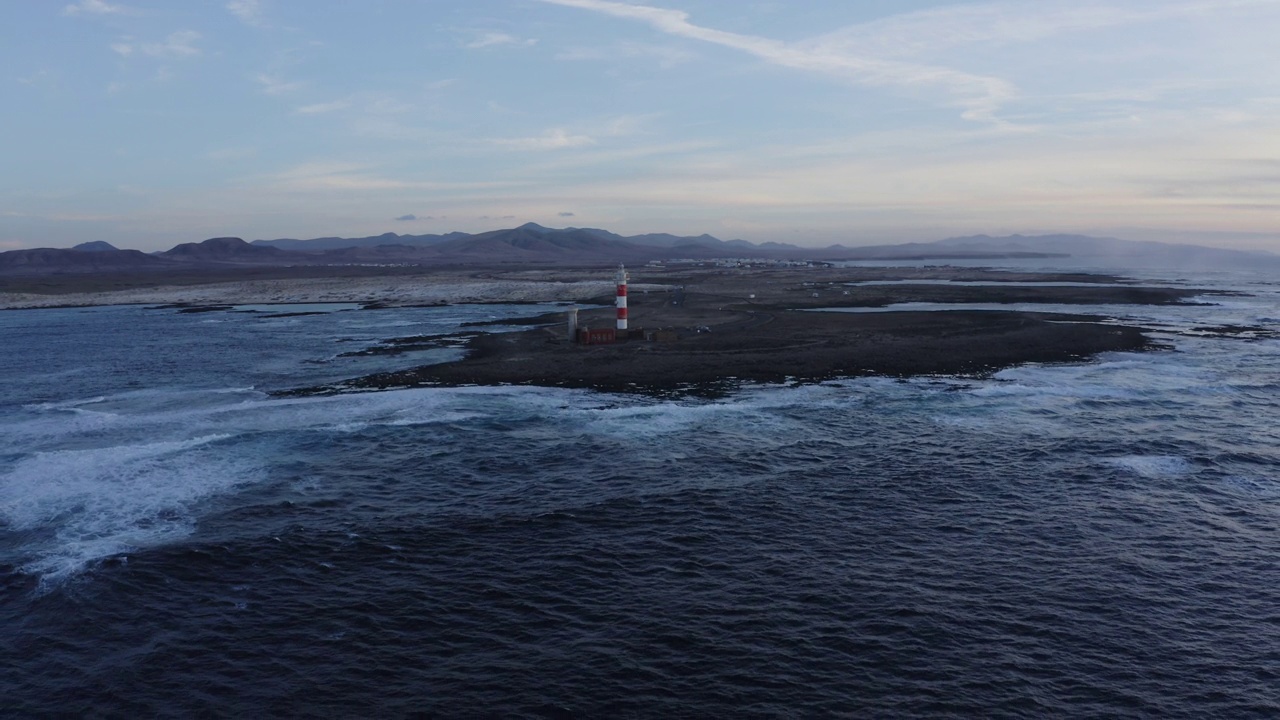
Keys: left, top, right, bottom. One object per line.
{"left": 71, "top": 241, "right": 120, "bottom": 252}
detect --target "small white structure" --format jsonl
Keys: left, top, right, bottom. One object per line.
{"left": 566, "top": 307, "right": 579, "bottom": 341}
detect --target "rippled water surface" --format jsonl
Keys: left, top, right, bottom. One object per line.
{"left": 3, "top": 275, "right": 1279, "bottom": 718}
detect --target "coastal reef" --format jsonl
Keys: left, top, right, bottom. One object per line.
{"left": 281, "top": 266, "right": 1209, "bottom": 397}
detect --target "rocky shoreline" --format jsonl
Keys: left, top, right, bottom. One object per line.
{"left": 281, "top": 310, "right": 1154, "bottom": 398}
{"left": 271, "top": 265, "right": 1219, "bottom": 398}
{"left": 0, "top": 263, "right": 1187, "bottom": 310}
{"left": 5, "top": 263, "right": 1225, "bottom": 397}
{"left": 0, "top": 274, "right": 642, "bottom": 310}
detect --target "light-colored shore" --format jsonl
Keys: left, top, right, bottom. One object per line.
{"left": 0, "top": 275, "right": 671, "bottom": 310}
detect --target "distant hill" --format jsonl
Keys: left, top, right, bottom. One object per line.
{"left": 928, "top": 234, "right": 1280, "bottom": 269}
{"left": 433, "top": 223, "right": 638, "bottom": 257}
{"left": 159, "top": 237, "right": 307, "bottom": 264}
{"left": 811, "top": 242, "right": 1066, "bottom": 261}
{"left": 7, "top": 227, "right": 1276, "bottom": 279}
{"left": 248, "top": 223, "right": 774, "bottom": 264}
{"left": 799, "top": 233, "right": 1280, "bottom": 267}
{"left": 253, "top": 231, "right": 470, "bottom": 251}
{"left": 0, "top": 247, "right": 173, "bottom": 275}
{"left": 251, "top": 223, "right": 1084, "bottom": 263}
{"left": 571, "top": 226, "right": 771, "bottom": 250}
{"left": 72, "top": 241, "right": 120, "bottom": 252}
{"left": 316, "top": 244, "right": 440, "bottom": 262}
{"left": 423, "top": 223, "right": 766, "bottom": 263}
{"left": 251, "top": 223, "right": 783, "bottom": 255}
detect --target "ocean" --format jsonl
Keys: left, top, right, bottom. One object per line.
{"left": 2, "top": 266, "right": 1278, "bottom": 718}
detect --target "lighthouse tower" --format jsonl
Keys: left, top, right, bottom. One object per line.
{"left": 615, "top": 264, "right": 629, "bottom": 332}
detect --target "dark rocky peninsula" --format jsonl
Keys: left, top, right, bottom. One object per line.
{"left": 280, "top": 265, "right": 1218, "bottom": 397}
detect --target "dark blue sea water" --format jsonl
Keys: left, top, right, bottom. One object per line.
{"left": 3, "top": 271, "right": 1279, "bottom": 718}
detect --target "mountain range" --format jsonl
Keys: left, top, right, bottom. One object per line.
{"left": 2, "top": 224, "right": 1276, "bottom": 276}
{"left": 249, "top": 224, "right": 780, "bottom": 254}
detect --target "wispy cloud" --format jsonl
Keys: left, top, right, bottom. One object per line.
{"left": 808, "top": 0, "right": 1280, "bottom": 59}
{"left": 465, "top": 32, "right": 538, "bottom": 49}
{"left": 540, "top": 0, "right": 1019, "bottom": 122}
{"left": 602, "top": 114, "right": 656, "bottom": 137}
{"left": 558, "top": 211, "right": 576, "bottom": 217}
{"left": 487, "top": 116, "right": 648, "bottom": 154}
{"left": 493, "top": 128, "right": 597, "bottom": 150}
{"left": 255, "top": 73, "right": 305, "bottom": 95}
{"left": 113, "top": 31, "right": 203, "bottom": 58}
{"left": 557, "top": 41, "right": 694, "bottom": 68}
{"left": 207, "top": 147, "right": 257, "bottom": 161}
{"left": 259, "top": 162, "right": 529, "bottom": 196}
{"left": 62, "top": 0, "right": 126, "bottom": 17}
{"left": 17, "top": 70, "right": 54, "bottom": 86}
{"left": 268, "top": 162, "right": 413, "bottom": 192}
{"left": 226, "top": 0, "right": 267, "bottom": 28}
{"left": 296, "top": 99, "right": 350, "bottom": 115}
{"left": 394, "top": 214, "right": 418, "bottom": 221}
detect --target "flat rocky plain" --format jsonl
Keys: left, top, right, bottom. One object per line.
{"left": 254, "top": 263, "right": 1214, "bottom": 396}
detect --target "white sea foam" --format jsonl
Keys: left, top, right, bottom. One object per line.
{"left": 1221, "top": 476, "right": 1280, "bottom": 498}
{"left": 931, "top": 415, "right": 994, "bottom": 431}
{"left": 233, "top": 303, "right": 361, "bottom": 313}
{"left": 980, "top": 353, "right": 1221, "bottom": 401}
{"left": 387, "top": 411, "right": 486, "bottom": 426}
{"left": 324, "top": 421, "right": 372, "bottom": 433}
{"left": 1, "top": 387, "right": 506, "bottom": 582}
{"left": 0, "top": 434, "right": 262, "bottom": 582}
{"left": 1105, "top": 455, "right": 1193, "bottom": 479}
{"left": 7, "top": 387, "right": 458, "bottom": 450}
{"left": 23, "top": 396, "right": 108, "bottom": 412}
{"left": 572, "top": 394, "right": 814, "bottom": 445}
{"left": 969, "top": 381, "right": 1136, "bottom": 401}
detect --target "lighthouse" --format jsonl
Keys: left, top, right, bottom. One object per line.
{"left": 615, "top": 264, "right": 629, "bottom": 332}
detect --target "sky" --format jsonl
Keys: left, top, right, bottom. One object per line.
{"left": 3, "top": 0, "right": 1280, "bottom": 252}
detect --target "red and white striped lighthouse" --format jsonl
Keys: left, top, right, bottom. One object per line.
{"left": 615, "top": 263, "right": 629, "bottom": 331}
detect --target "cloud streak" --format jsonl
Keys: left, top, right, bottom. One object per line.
{"left": 493, "top": 128, "right": 596, "bottom": 150}
{"left": 296, "top": 99, "right": 350, "bottom": 115}
{"left": 557, "top": 41, "right": 694, "bottom": 68}
{"left": 465, "top": 32, "right": 538, "bottom": 49}
{"left": 226, "top": 0, "right": 267, "bottom": 28}
{"left": 112, "top": 31, "right": 202, "bottom": 58}
{"left": 539, "top": 0, "right": 1016, "bottom": 122}
{"left": 804, "top": 0, "right": 1280, "bottom": 69}
{"left": 62, "top": 0, "right": 126, "bottom": 17}
{"left": 255, "top": 73, "right": 305, "bottom": 95}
